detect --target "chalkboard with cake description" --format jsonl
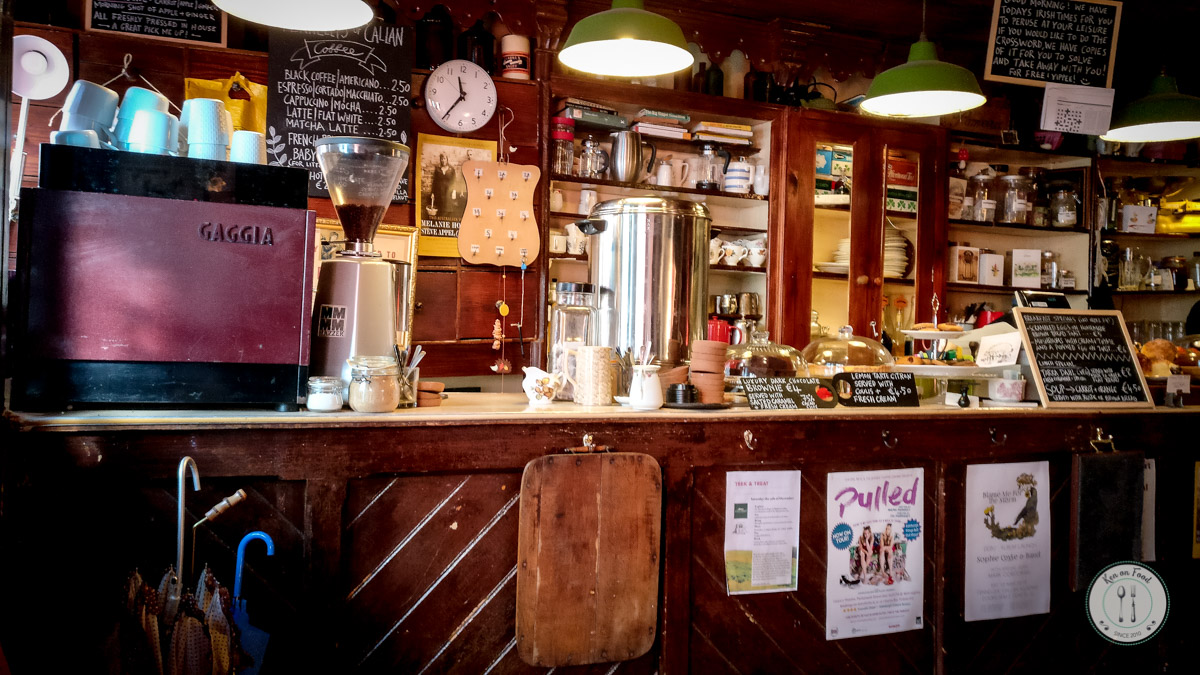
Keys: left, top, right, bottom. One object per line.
{"left": 86, "top": 0, "right": 226, "bottom": 47}
{"left": 267, "top": 23, "right": 414, "bottom": 202}
{"left": 1014, "top": 308, "right": 1151, "bottom": 408}
{"left": 985, "top": 0, "right": 1122, "bottom": 88}
{"left": 741, "top": 378, "right": 837, "bottom": 410}
{"left": 831, "top": 372, "right": 920, "bottom": 408}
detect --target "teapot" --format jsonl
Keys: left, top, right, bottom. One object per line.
{"left": 695, "top": 143, "right": 732, "bottom": 191}
{"left": 577, "top": 135, "right": 608, "bottom": 179}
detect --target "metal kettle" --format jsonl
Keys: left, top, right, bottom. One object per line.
{"left": 608, "top": 130, "right": 657, "bottom": 184}
{"left": 695, "top": 143, "right": 731, "bottom": 190}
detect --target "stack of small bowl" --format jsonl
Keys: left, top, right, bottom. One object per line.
{"left": 689, "top": 340, "right": 729, "bottom": 404}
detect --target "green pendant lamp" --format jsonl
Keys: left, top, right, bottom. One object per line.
{"left": 558, "top": 0, "right": 694, "bottom": 78}
{"left": 1101, "top": 72, "right": 1200, "bottom": 143}
{"left": 861, "top": 1, "right": 985, "bottom": 118}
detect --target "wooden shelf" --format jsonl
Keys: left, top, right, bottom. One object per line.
{"left": 811, "top": 271, "right": 914, "bottom": 286}
{"left": 549, "top": 252, "right": 588, "bottom": 261}
{"left": 712, "top": 224, "right": 768, "bottom": 236}
{"left": 550, "top": 75, "right": 783, "bottom": 124}
{"left": 550, "top": 173, "right": 767, "bottom": 203}
{"left": 711, "top": 264, "right": 766, "bottom": 274}
{"left": 549, "top": 210, "right": 587, "bottom": 219}
{"left": 947, "top": 282, "right": 1089, "bottom": 295}
{"left": 568, "top": 120, "right": 761, "bottom": 155}
{"left": 1101, "top": 230, "right": 1200, "bottom": 240}
{"left": 815, "top": 203, "right": 917, "bottom": 221}
{"left": 948, "top": 219, "right": 1089, "bottom": 236}
{"left": 1110, "top": 289, "right": 1200, "bottom": 296}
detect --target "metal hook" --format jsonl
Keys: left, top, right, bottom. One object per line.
{"left": 175, "top": 457, "right": 200, "bottom": 584}
{"left": 882, "top": 430, "right": 899, "bottom": 449}
{"left": 582, "top": 433, "right": 595, "bottom": 451}
{"left": 989, "top": 426, "right": 1007, "bottom": 446}
{"left": 743, "top": 430, "right": 757, "bottom": 451}
{"left": 234, "top": 531, "right": 275, "bottom": 613}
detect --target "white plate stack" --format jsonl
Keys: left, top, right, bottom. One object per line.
{"left": 884, "top": 232, "right": 910, "bottom": 278}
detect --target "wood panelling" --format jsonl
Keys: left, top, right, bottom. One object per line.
{"left": 458, "top": 269, "right": 540, "bottom": 339}
{"left": 413, "top": 270, "right": 460, "bottom": 342}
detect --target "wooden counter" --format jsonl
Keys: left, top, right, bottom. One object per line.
{"left": 1, "top": 396, "right": 1196, "bottom": 674}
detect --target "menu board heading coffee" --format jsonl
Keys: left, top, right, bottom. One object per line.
{"left": 268, "top": 23, "right": 414, "bottom": 201}
{"left": 86, "top": 0, "right": 226, "bottom": 47}
{"left": 985, "top": 0, "right": 1122, "bottom": 88}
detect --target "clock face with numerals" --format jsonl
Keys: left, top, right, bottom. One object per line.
{"left": 424, "top": 59, "right": 497, "bottom": 133}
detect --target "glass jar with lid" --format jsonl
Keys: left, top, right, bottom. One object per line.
{"left": 551, "top": 116, "right": 575, "bottom": 176}
{"left": 1049, "top": 181, "right": 1079, "bottom": 228}
{"left": 1019, "top": 166, "right": 1049, "bottom": 226}
{"left": 968, "top": 172, "right": 997, "bottom": 222}
{"left": 800, "top": 325, "right": 895, "bottom": 378}
{"left": 1161, "top": 256, "right": 1188, "bottom": 292}
{"left": 347, "top": 355, "right": 403, "bottom": 412}
{"left": 725, "top": 330, "right": 808, "bottom": 379}
{"left": 548, "top": 282, "right": 596, "bottom": 400}
{"left": 998, "top": 174, "right": 1034, "bottom": 225}
{"left": 306, "top": 376, "right": 344, "bottom": 412}
{"left": 1040, "top": 250, "right": 1060, "bottom": 289}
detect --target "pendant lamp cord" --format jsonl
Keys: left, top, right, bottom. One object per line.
{"left": 920, "top": 0, "right": 928, "bottom": 40}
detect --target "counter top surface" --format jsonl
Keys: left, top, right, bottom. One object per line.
{"left": 4, "top": 393, "right": 1191, "bottom": 432}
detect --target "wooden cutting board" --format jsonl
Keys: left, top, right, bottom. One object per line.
{"left": 516, "top": 452, "right": 662, "bottom": 667}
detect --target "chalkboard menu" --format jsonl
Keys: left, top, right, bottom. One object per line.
{"left": 985, "top": 0, "right": 1122, "bottom": 88}
{"left": 741, "top": 378, "right": 837, "bottom": 411}
{"left": 831, "top": 372, "right": 920, "bottom": 407}
{"left": 86, "top": 0, "right": 226, "bottom": 47}
{"left": 267, "top": 23, "right": 414, "bottom": 202}
{"left": 1014, "top": 309, "right": 1151, "bottom": 408}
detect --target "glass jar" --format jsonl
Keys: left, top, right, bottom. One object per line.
{"left": 998, "top": 174, "right": 1033, "bottom": 225}
{"left": 800, "top": 325, "right": 895, "bottom": 378}
{"left": 347, "top": 356, "right": 402, "bottom": 412}
{"left": 725, "top": 330, "right": 808, "bottom": 379}
{"left": 577, "top": 135, "right": 607, "bottom": 179}
{"left": 551, "top": 116, "right": 575, "bottom": 176}
{"left": 1019, "top": 167, "right": 1048, "bottom": 226}
{"left": 1049, "top": 182, "right": 1079, "bottom": 227}
{"left": 1161, "top": 256, "right": 1188, "bottom": 292}
{"left": 1058, "top": 270, "right": 1076, "bottom": 290}
{"left": 969, "top": 172, "right": 996, "bottom": 222}
{"left": 1040, "top": 250, "right": 1059, "bottom": 289}
{"left": 548, "top": 282, "right": 595, "bottom": 401}
{"left": 306, "top": 376, "right": 344, "bottom": 412}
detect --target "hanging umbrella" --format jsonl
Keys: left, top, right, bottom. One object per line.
{"left": 232, "top": 531, "right": 275, "bottom": 675}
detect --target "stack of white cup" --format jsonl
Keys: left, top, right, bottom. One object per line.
{"left": 182, "top": 98, "right": 229, "bottom": 160}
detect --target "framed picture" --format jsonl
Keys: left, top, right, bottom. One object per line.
{"left": 415, "top": 133, "right": 496, "bottom": 257}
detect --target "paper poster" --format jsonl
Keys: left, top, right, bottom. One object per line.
{"left": 724, "top": 471, "right": 801, "bottom": 595}
{"left": 964, "top": 462, "right": 1052, "bottom": 622}
{"left": 1040, "top": 83, "right": 1115, "bottom": 135}
{"left": 826, "top": 468, "right": 924, "bottom": 640}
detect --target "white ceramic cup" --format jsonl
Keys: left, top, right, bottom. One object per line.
{"left": 549, "top": 234, "right": 567, "bottom": 254}
{"left": 185, "top": 98, "right": 228, "bottom": 145}
{"left": 655, "top": 161, "right": 675, "bottom": 187}
{"left": 188, "top": 142, "right": 227, "bottom": 161}
{"left": 578, "top": 189, "right": 598, "bottom": 215}
{"left": 549, "top": 188, "right": 564, "bottom": 212}
{"left": 113, "top": 86, "right": 170, "bottom": 147}
{"left": 61, "top": 81, "right": 119, "bottom": 140}
{"left": 725, "top": 160, "right": 753, "bottom": 194}
{"left": 126, "top": 109, "right": 172, "bottom": 154}
{"left": 177, "top": 99, "right": 196, "bottom": 155}
{"left": 721, "top": 244, "right": 748, "bottom": 266}
{"left": 709, "top": 237, "right": 724, "bottom": 265}
{"left": 565, "top": 222, "right": 587, "bottom": 255}
{"left": 50, "top": 129, "right": 101, "bottom": 148}
{"left": 748, "top": 249, "right": 767, "bottom": 267}
{"left": 752, "top": 168, "right": 770, "bottom": 196}
{"left": 230, "top": 130, "right": 267, "bottom": 164}
{"left": 988, "top": 378, "right": 1027, "bottom": 402}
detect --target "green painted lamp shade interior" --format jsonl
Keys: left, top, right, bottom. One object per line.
{"left": 861, "top": 39, "right": 986, "bottom": 118}
{"left": 1102, "top": 75, "right": 1200, "bottom": 143}
{"left": 558, "top": 0, "right": 694, "bottom": 78}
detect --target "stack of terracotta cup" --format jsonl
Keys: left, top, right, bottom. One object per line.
{"left": 689, "top": 340, "right": 729, "bottom": 403}
{"left": 417, "top": 381, "right": 444, "bottom": 407}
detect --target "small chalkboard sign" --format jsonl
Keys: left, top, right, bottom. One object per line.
{"left": 86, "top": 0, "right": 226, "bottom": 47}
{"left": 741, "top": 378, "right": 837, "bottom": 410}
{"left": 267, "top": 22, "right": 414, "bottom": 202}
{"left": 831, "top": 372, "right": 920, "bottom": 407}
{"left": 985, "top": 0, "right": 1122, "bottom": 88}
{"left": 1014, "top": 308, "right": 1152, "bottom": 408}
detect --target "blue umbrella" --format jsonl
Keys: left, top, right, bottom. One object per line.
{"left": 233, "top": 531, "right": 274, "bottom": 675}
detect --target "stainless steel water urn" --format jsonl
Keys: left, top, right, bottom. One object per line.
{"left": 578, "top": 197, "right": 711, "bottom": 366}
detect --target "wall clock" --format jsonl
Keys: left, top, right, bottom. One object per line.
{"left": 424, "top": 59, "right": 497, "bottom": 133}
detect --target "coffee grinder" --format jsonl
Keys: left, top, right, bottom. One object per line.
{"left": 310, "top": 136, "right": 412, "bottom": 388}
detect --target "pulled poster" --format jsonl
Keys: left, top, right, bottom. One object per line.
{"left": 826, "top": 468, "right": 924, "bottom": 640}
{"left": 724, "top": 471, "right": 801, "bottom": 594}
{"left": 964, "top": 462, "right": 1052, "bottom": 621}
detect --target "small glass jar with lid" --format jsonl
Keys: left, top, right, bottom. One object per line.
{"left": 968, "top": 172, "right": 997, "bottom": 222}
{"left": 1040, "top": 250, "right": 1060, "bottom": 289}
{"left": 306, "top": 376, "right": 344, "bottom": 412}
{"left": 347, "top": 355, "right": 402, "bottom": 412}
{"left": 800, "top": 325, "right": 895, "bottom": 378}
{"left": 1049, "top": 181, "right": 1079, "bottom": 228}
{"left": 1019, "top": 167, "right": 1049, "bottom": 227}
{"left": 548, "top": 282, "right": 596, "bottom": 400}
{"left": 998, "top": 174, "right": 1034, "bottom": 225}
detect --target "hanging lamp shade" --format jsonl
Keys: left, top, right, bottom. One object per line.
{"left": 860, "top": 37, "right": 985, "bottom": 118}
{"left": 213, "top": 0, "right": 374, "bottom": 32}
{"left": 1101, "top": 74, "right": 1200, "bottom": 143}
{"left": 558, "top": 0, "right": 693, "bottom": 78}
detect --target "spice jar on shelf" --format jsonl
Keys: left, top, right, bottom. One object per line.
{"left": 968, "top": 172, "right": 996, "bottom": 222}
{"left": 347, "top": 355, "right": 403, "bottom": 412}
{"left": 998, "top": 174, "right": 1033, "bottom": 225}
{"left": 306, "top": 376, "right": 344, "bottom": 412}
{"left": 551, "top": 117, "right": 575, "bottom": 176}
{"left": 1040, "top": 250, "right": 1060, "bottom": 289}
{"left": 1019, "top": 166, "right": 1049, "bottom": 227}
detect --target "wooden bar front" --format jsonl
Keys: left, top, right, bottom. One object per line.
{"left": 1, "top": 399, "right": 1195, "bottom": 674}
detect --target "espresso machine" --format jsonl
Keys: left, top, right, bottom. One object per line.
{"left": 309, "top": 137, "right": 413, "bottom": 387}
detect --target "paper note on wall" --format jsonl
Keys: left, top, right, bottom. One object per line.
{"left": 724, "top": 470, "right": 801, "bottom": 595}
{"left": 1040, "top": 83, "right": 1114, "bottom": 135}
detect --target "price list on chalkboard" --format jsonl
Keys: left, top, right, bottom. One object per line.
{"left": 1015, "top": 309, "right": 1150, "bottom": 407}
{"left": 267, "top": 23, "right": 414, "bottom": 201}
{"left": 741, "top": 378, "right": 837, "bottom": 410}
{"left": 86, "top": 0, "right": 225, "bottom": 46}
{"left": 831, "top": 372, "right": 920, "bottom": 408}
{"left": 985, "top": 0, "right": 1122, "bottom": 88}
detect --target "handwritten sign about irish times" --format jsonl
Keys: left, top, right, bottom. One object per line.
{"left": 985, "top": 0, "right": 1122, "bottom": 88}
{"left": 267, "top": 23, "right": 414, "bottom": 201}
{"left": 1014, "top": 309, "right": 1151, "bottom": 408}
